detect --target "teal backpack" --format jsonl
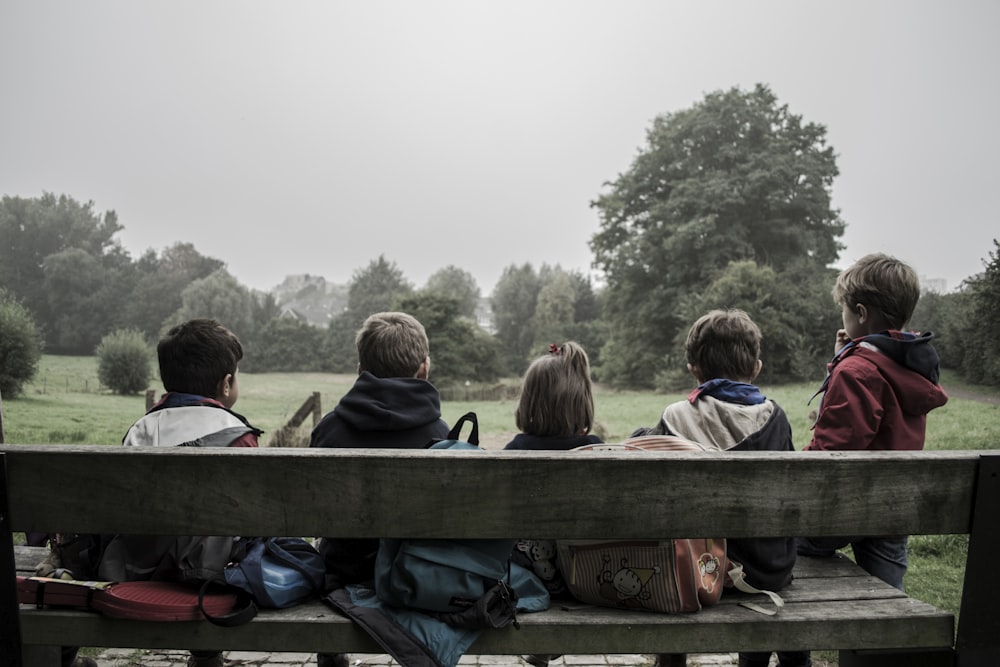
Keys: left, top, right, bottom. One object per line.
{"left": 373, "top": 412, "right": 546, "bottom": 628}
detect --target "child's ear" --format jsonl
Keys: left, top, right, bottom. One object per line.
{"left": 217, "top": 373, "right": 233, "bottom": 399}
{"left": 751, "top": 359, "right": 763, "bottom": 382}
{"left": 856, "top": 303, "right": 868, "bottom": 324}
{"left": 416, "top": 356, "right": 430, "bottom": 380}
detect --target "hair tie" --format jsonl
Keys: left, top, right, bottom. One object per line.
{"left": 549, "top": 343, "right": 563, "bottom": 356}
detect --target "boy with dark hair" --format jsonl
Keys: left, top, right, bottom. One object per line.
{"left": 799, "top": 253, "right": 949, "bottom": 589}
{"left": 311, "top": 311, "right": 450, "bottom": 667}
{"left": 122, "top": 318, "right": 260, "bottom": 449}
{"left": 59, "top": 320, "right": 261, "bottom": 667}
{"left": 636, "top": 308, "right": 806, "bottom": 667}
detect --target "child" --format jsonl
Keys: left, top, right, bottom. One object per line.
{"left": 635, "top": 309, "right": 805, "bottom": 667}
{"left": 503, "top": 341, "right": 602, "bottom": 667}
{"left": 90, "top": 319, "right": 261, "bottom": 667}
{"left": 798, "top": 253, "right": 949, "bottom": 590}
{"left": 504, "top": 342, "right": 603, "bottom": 452}
{"left": 120, "top": 318, "right": 261, "bottom": 449}
{"left": 310, "top": 311, "right": 450, "bottom": 667}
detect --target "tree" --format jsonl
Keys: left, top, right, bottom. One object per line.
{"left": 124, "top": 243, "right": 225, "bottom": 339}
{"left": 424, "top": 266, "right": 482, "bottom": 319}
{"left": 347, "top": 255, "right": 414, "bottom": 318}
{"left": 660, "top": 259, "right": 840, "bottom": 389}
{"left": 0, "top": 289, "right": 43, "bottom": 398}
{"left": 324, "top": 256, "right": 416, "bottom": 373}
{"left": 956, "top": 240, "right": 1000, "bottom": 385}
{"left": 96, "top": 329, "right": 151, "bottom": 395}
{"left": 398, "top": 292, "right": 502, "bottom": 386}
{"left": 0, "top": 193, "right": 128, "bottom": 350}
{"left": 590, "top": 84, "right": 845, "bottom": 387}
{"left": 250, "top": 316, "right": 328, "bottom": 372}
{"left": 490, "top": 263, "right": 543, "bottom": 375}
{"left": 166, "top": 269, "right": 258, "bottom": 343}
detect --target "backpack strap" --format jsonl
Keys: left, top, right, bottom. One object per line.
{"left": 726, "top": 561, "right": 785, "bottom": 616}
{"left": 198, "top": 580, "right": 258, "bottom": 627}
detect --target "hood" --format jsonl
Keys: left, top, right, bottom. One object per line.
{"left": 335, "top": 371, "right": 444, "bottom": 432}
{"left": 843, "top": 331, "right": 949, "bottom": 417}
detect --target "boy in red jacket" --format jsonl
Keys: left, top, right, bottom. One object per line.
{"left": 799, "top": 253, "right": 949, "bottom": 590}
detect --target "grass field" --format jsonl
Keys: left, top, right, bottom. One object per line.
{"left": 4, "top": 355, "right": 1000, "bottom": 646}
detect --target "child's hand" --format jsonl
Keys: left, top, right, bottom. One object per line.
{"left": 834, "top": 329, "right": 851, "bottom": 354}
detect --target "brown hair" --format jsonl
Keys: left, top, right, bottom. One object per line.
{"left": 833, "top": 253, "right": 920, "bottom": 329}
{"left": 158, "top": 318, "right": 243, "bottom": 397}
{"left": 515, "top": 341, "right": 594, "bottom": 437}
{"left": 685, "top": 309, "right": 761, "bottom": 382}
{"left": 356, "top": 311, "right": 430, "bottom": 378}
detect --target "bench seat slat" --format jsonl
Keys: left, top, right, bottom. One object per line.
{"left": 18, "top": 597, "right": 954, "bottom": 655}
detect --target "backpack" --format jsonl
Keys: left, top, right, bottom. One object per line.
{"left": 199, "top": 536, "right": 327, "bottom": 626}
{"left": 555, "top": 436, "right": 784, "bottom": 615}
{"left": 373, "top": 412, "right": 536, "bottom": 629}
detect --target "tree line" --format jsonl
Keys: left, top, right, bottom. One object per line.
{"left": 2, "top": 84, "right": 998, "bottom": 399}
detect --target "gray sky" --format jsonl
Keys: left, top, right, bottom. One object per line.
{"left": 3, "top": 1, "right": 997, "bottom": 296}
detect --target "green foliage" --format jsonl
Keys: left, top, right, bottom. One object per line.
{"left": 590, "top": 84, "right": 844, "bottom": 388}
{"left": 492, "top": 264, "right": 606, "bottom": 376}
{"left": 399, "top": 292, "right": 502, "bottom": 386}
{"left": 0, "top": 193, "right": 135, "bottom": 353}
{"left": 96, "top": 329, "right": 152, "bottom": 395}
{"left": 347, "top": 255, "right": 414, "bottom": 317}
{"left": 663, "top": 259, "right": 840, "bottom": 387}
{"left": 960, "top": 240, "right": 1000, "bottom": 384}
{"left": 424, "top": 265, "right": 481, "bottom": 318}
{"left": 124, "top": 243, "right": 225, "bottom": 340}
{"left": 0, "top": 289, "right": 44, "bottom": 398}
{"left": 491, "top": 263, "right": 543, "bottom": 375}
{"left": 248, "top": 317, "right": 327, "bottom": 372}
{"left": 166, "top": 269, "right": 258, "bottom": 343}
{"left": 911, "top": 239, "right": 1000, "bottom": 387}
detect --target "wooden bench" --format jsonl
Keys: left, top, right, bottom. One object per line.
{"left": 2, "top": 445, "right": 997, "bottom": 667}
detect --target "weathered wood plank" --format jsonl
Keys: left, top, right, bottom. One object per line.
{"left": 0, "top": 446, "right": 979, "bottom": 538}
{"left": 17, "top": 596, "right": 954, "bottom": 655}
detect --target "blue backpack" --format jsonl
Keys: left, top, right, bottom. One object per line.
{"left": 374, "top": 412, "right": 544, "bottom": 628}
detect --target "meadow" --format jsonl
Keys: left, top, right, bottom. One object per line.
{"left": 5, "top": 355, "right": 1000, "bottom": 640}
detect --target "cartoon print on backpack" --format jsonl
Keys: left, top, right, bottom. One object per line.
{"left": 698, "top": 550, "right": 722, "bottom": 595}
{"left": 599, "top": 555, "right": 661, "bottom": 609}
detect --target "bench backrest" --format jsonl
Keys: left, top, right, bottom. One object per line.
{"left": 0, "top": 445, "right": 985, "bottom": 539}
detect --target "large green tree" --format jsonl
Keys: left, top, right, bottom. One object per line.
{"left": 0, "top": 193, "right": 132, "bottom": 352}
{"left": 590, "top": 84, "right": 845, "bottom": 387}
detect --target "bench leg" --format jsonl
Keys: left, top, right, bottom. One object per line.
{"left": 1, "top": 452, "right": 25, "bottom": 667}
{"left": 839, "top": 648, "right": 954, "bottom": 667}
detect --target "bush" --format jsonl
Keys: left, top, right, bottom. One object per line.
{"left": 0, "top": 289, "right": 44, "bottom": 398}
{"left": 96, "top": 329, "right": 151, "bottom": 395}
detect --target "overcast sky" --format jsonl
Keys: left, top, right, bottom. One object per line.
{"left": 3, "top": 1, "right": 997, "bottom": 296}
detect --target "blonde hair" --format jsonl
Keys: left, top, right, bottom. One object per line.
{"left": 833, "top": 253, "right": 920, "bottom": 329}
{"left": 356, "top": 312, "right": 430, "bottom": 378}
{"left": 685, "top": 309, "right": 761, "bottom": 382}
{"left": 515, "top": 341, "right": 594, "bottom": 437}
